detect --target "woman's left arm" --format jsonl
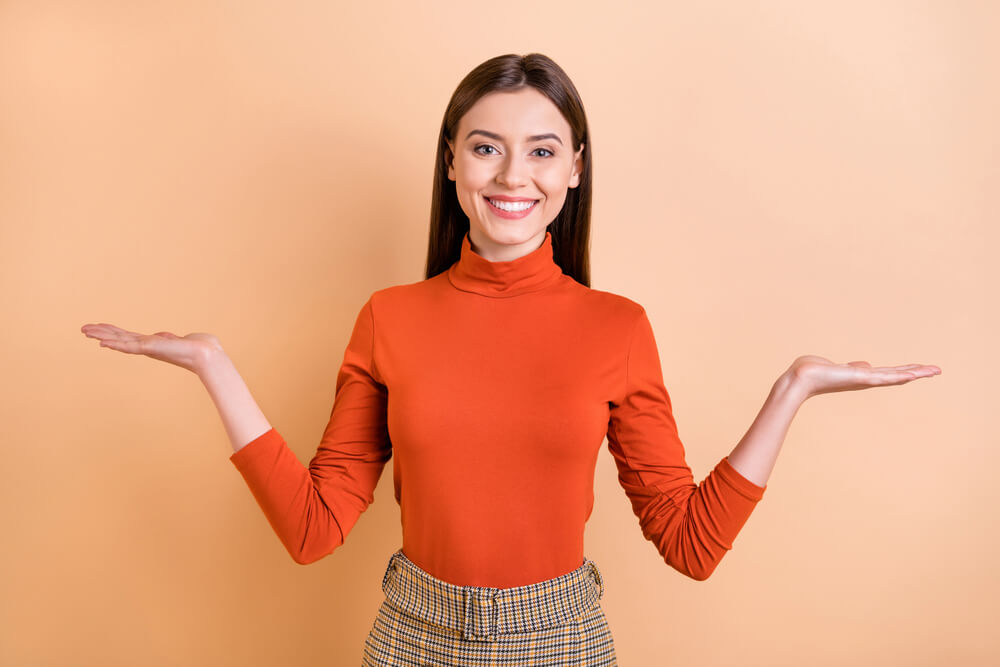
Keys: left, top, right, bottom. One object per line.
{"left": 726, "top": 356, "right": 942, "bottom": 487}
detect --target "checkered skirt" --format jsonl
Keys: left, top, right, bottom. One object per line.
{"left": 362, "top": 549, "right": 618, "bottom": 666}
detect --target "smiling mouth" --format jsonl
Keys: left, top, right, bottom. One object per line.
{"left": 484, "top": 196, "right": 539, "bottom": 213}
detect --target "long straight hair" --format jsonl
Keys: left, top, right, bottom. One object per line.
{"left": 424, "top": 53, "right": 593, "bottom": 287}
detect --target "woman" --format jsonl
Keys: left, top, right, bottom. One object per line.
{"left": 81, "top": 53, "right": 940, "bottom": 666}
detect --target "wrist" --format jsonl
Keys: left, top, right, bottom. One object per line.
{"left": 775, "top": 367, "right": 810, "bottom": 406}
{"left": 195, "top": 342, "right": 229, "bottom": 379}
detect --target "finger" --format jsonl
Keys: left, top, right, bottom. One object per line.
{"left": 84, "top": 324, "right": 133, "bottom": 338}
{"left": 899, "top": 366, "right": 940, "bottom": 376}
{"left": 886, "top": 370, "right": 922, "bottom": 383}
{"left": 852, "top": 366, "right": 912, "bottom": 381}
{"left": 100, "top": 337, "right": 144, "bottom": 353}
{"left": 82, "top": 323, "right": 113, "bottom": 336}
{"left": 84, "top": 327, "right": 117, "bottom": 341}
{"left": 864, "top": 365, "right": 919, "bottom": 373}
{"left": 866, "top": 364, "right": 935, "bottom": 372}
{"left": 846, "top": 361, "right": 871, "bottom": 367}
{"left": 855, "top": 365, "right": 917, "bottom": 374}
{"left": 100, "top": 325, "right": 149, "bottom": 342}
{"left": 871, "top": 367, "right": 937, "bottom": 378}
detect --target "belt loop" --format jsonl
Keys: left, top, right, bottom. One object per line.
{"left": 488, "top": 588, "right": 498, "bottom": 641}
{"left": 381, "top": 549, "right": 405, "bottom": 598}
{"left": 588, "top": 560, "right": 605, "bottom": 599}
{"left": 461, "top": 587, "right": 499, "bottom": 641}
{"left": 381, "top": 551, "right": 396, "bottom": 593}
{"left": 462, "top": 588, "right": 475, "bottom": 640}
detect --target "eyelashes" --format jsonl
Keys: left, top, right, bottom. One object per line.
{"left": 473, "top": 144, "right": 555, "bottom": 158}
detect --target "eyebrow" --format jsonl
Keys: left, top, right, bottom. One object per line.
{"left": 465, "top": 129, "right": 563, "bottom": 146}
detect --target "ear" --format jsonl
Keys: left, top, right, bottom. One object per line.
{"left": 445, "top": 139, "right": 456, "bottom": 181}
{"left": 568, "top": 143, "right": 585, "bottom": 189}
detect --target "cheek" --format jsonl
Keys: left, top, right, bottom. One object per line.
{"left": 467, "top": 162, "right": 494, "bottom": 187}
{"left": 540, "top": 167, "right": 572, "bottom": 197}
{"left": 455, "top": 165, "right": 489, "bottom": 195}
{"left": 453, "top": 170, "right": 484, "bottom": 214}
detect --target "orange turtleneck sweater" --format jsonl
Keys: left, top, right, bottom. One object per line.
{"left": 229, "top": 230, "right": 767, "bottom": 587}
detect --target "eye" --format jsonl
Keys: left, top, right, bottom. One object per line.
{"left": 533, "top": 148, "right": 555, "bottom": 158}
{"left": 473, "top": 144, "right": 498, "bottom": 155}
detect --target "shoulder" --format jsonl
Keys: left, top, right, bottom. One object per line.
{"left": 571, "top": 283, "right": 647, "bottom": 324}
{"left": 361, "top": 273, "right": 451, "bottom": 312}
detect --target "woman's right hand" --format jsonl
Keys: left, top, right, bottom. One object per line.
{"left": 80, "top": 323, "right": 223, "bottom": 375}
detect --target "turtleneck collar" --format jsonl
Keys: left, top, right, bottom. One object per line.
{"left": 447, "top": 230, "right": 565, "bottom": 298}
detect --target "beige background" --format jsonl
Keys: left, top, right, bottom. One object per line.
{"left": 1, "top": 1, "right": 996, "bottom": 665}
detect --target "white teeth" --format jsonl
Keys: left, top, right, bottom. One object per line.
{"left": 489, "top": 198, "right": 536, "bottom": 212}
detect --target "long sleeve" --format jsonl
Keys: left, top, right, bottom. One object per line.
{"left": 229, "top": 296, "right": 392, "bottom": 564}
{"left": 606, "top": 306, "right": 766, "bottom": 581}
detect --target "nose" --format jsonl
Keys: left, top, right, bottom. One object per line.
{"left": 495, "top": 153, "right": 530, "bottom": 189}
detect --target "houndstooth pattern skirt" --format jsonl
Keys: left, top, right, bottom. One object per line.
{"left": 362, "top": 549, "right": 618, "bottom": 666}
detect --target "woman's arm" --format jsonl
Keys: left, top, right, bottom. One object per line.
{"left": 197, "top": 347, "right": 273, "bottom": 454}
{"left": 726, "top": 357, "right": 941, "bottom": 487}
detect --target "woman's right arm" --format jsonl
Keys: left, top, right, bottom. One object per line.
{"left": 80, "top": 296, "right": 392, "bottom": 564}
{"left": 217, "top": 297, "right": 392, "bottom": 563}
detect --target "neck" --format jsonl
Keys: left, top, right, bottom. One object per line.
{"left": 467, "top": 228, "right": 548, "bottom": 262}
{"left": 446, "top": 229, "right": 565, "bottom": 298}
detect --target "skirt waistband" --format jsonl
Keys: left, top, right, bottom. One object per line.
{"left": 380, "top": 549, "right": 606, "bottom": 642}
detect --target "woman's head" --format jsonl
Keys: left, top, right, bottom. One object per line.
{"left": 425, "top": 53, "right": 593, "bottom": 286}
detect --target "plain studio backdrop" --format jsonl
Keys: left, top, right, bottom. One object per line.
{"left": 1, "top": 1, "right": 995, "bottom": 665}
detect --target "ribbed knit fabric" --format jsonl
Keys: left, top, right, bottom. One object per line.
{"left": 230, "top": 230, "right": 767, "bottom": 587}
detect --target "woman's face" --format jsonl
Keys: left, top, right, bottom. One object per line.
{"left": 446, "top": 87, "right": 585, "bottom": 262}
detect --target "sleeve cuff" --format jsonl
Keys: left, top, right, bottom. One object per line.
{"left": 717, "top": 456, "right": 767, "bottom": 501}
{"left": 229, "top": 427, "right": 284, "bottom": 469}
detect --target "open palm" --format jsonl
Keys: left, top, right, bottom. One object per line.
{"left": 789, "top": 355, "right": 941, "bottom": 400}
{"left": 80, "top": 323, "right": 222, "bottom": 374}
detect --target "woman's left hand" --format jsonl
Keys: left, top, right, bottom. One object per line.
{"left": 786, "top": 355, "right": 941, "bottom": 400}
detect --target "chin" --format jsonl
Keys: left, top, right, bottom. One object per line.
{"left": 481, "top": 225, "right": 545, "bottom": 244}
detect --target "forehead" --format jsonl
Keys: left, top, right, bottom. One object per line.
{"left": 457, "top": 88, "right": 570, "bottom": 140}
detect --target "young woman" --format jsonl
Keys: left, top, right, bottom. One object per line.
{"left": 81, "top": 53, "right": 941, "bottom": 666}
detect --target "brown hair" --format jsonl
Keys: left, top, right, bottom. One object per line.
{"left": 423, "top": 53, "right": 593, "bottom": 287}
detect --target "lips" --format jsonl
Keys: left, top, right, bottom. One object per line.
{"left": 484, "top": 195, "right": 539, "bottom": 219}
{"left": 485, "top": 195, "right": 538, "bottom": 202}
